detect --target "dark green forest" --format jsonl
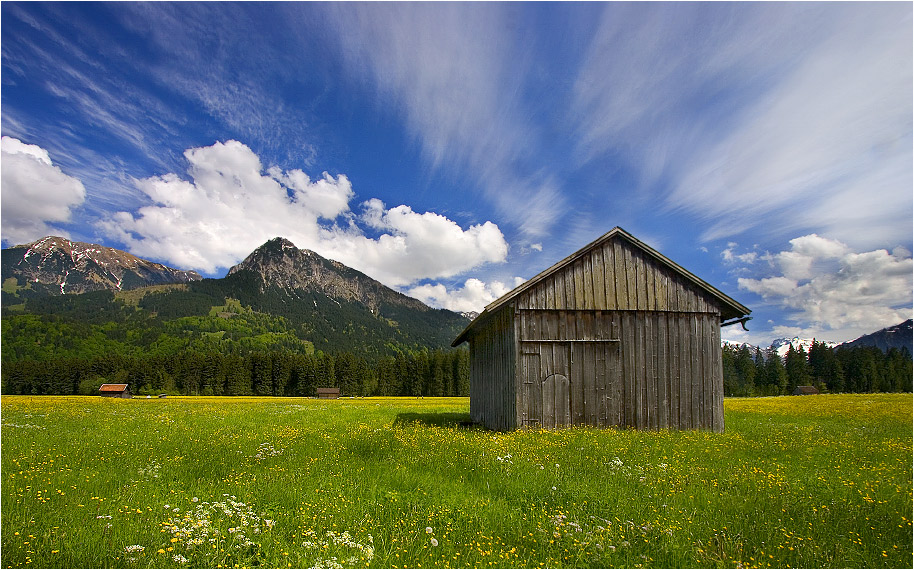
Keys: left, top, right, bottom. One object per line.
{"left": 721, "top": 342, "right": 912, "bottom": 397}
{"left": 1, "top": 348, "right": 469, "bottom": 398}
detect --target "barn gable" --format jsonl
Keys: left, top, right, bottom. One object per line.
{"left": 453, "top": 227, "right": 750, "bottom": 432}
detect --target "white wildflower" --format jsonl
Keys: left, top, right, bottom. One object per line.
{"left": 430, "top": 538, "right": 439, "bottom": 547}
{"left": 425, "top": 527, "right": 433, "bottom": 534}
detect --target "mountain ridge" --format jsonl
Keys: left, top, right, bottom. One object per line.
{"left": 723, "top": 320, "right": 912, "bottom": 357}
{"left": 2, "top": 236, "right": 201, "bottom": 296}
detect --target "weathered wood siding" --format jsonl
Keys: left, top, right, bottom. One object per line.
{"left": 514, "top": 236, "right": 721, "bottom": 313}
{"left": 468, "top": 307, "right": 517, "bottom": 431}
{"left": 512, "top": 236, "right": 725, "bottom": 431}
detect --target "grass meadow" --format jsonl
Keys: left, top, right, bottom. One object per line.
{"left": 1, "top": 393, "right": 911, "bottom": 569}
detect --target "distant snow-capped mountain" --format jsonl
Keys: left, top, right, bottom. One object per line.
{"left": 769, "top": 337, "right": 840, "bottom": 358}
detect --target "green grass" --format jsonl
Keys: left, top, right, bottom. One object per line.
{"left": 2, "top": 394, "right": 911, "bottom": 568}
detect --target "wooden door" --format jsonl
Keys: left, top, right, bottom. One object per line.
{"left": 543, "top": 372, "right": 571, "bottom": 427}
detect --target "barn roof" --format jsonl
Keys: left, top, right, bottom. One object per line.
{"left": 453, "top": 227, "right": 750, "bottom": 346}
{"left": 99, "top": 384, "right": 129, "bottom": 392}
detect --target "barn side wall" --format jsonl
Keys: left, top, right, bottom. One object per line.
{"left": 469, "top": 307, "right": 517, "bottom": 431}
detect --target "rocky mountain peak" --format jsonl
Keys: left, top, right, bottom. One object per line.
{"left": 227, "top": 237, "right": 430, "bottom": 313}
{"left": 2, "top": 236, "right": 201, "bottom": 296}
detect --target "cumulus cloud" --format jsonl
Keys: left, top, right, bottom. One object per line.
{"left": 100, "top": 140, "right": 508, "bottom": 285}
{"left": 736, "top": 234, "right": 912, "bottom": 340}
{"left": 407, "top": 277, "right": 525, "bottom": 314}
{"left": 1, "top": 136, "right": 86, "bottom": 245}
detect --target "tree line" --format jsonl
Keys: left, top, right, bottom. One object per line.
{"left": 1, "top": 348, "right": 469, "bottom": 398}
{"left": 3, "top": 339, "right": 908, "bottom": 399}
{"left": 722, "top": 341, "right": 912, "bottom": 397}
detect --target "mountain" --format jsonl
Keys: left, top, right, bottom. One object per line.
{"left": 2, "top": 236, "right": 468, "bottom": 359}
{"left": 770, "top": 337, "right": 840, "bottom": 358}
{"left": 227, "top": 237, "right": 429, "bottom": 314}
{"left": 215, "top": 237, "right": 468, "bottom": 354}
{"left": 2, "top": 236, "right": 201, "bottom": 297}
{"left": 840, "top": 320, "right": 912, "bottom": 354}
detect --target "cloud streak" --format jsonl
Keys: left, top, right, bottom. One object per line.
{"left": 322, "top": 3, "right": 567, "bottom": 240}
{"left": 571, "top": 3, "right": 912, "bottom": 250}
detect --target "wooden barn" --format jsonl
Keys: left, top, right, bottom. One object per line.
{"left": 98, "top": 383, "right": 132, "bottom": 398}
{"left": 452, "top": 227, "right": 750, "bottom": 432}
{"left": 316, "top": 387, "right": 341, "bottom": 399}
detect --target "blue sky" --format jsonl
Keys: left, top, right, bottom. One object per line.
{"left": 2, "top": 2, "right": 911, "bottom": 346}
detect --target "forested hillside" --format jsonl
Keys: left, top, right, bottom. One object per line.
{"left": 1, "top": 265, "right": 471, "bottom": 397}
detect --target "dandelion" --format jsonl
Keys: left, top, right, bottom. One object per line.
{"left": 430, "top": 538, "right": 439, "bottom": 547}
{"left": 426, "top": 527, "right": 433, "bottom": 534}
{"left": 191, "top": 497, "right": 199, "bottom": 503}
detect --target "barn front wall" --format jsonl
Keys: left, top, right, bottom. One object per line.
{"left": 511, "top": 235, "right": 725, "bottom": 432}
{"left": 514, "top": 308, "right": 723, "bottom": 431}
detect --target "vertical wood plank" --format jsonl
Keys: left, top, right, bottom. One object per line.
{"left": 610, "top": 314, "right": 623, "bottom": 426}
{"left": 582, "top": 253, "right": 594, "bottom": 309}
{"left": 573, "top": 259, "right": 585, "bottom": 311}
{"left": 593, "top": 248, "right": 606, "bottom": 311}
{"left": 545, "top": 275, "right": 556, "bottom": 310}
{"left": 615, "top": 240, "right": 628, "bottom": 310}
{"left": 554, "top": 270, "right": 566, "bottom": 310}
{"left": 604, "top": 243, "right": 617, "bottom": 310}
{"left": 645, "top": 313, "right": 655, "bottom": 429}
{"left": 658, "top": 313, "right": 669, "bottom": 429}
{"left": 625, "top": 244, "right": 638, "bottom": 311}
{"left": 645, "top": 252, "right": 656, "bottom": 311}
{"left": 690, "top": 317, "right": 701, "bottom": 430}
{"left": 679, "top": 315, "right": 692, "bottom": 429}
{"left": 711, "top": 316, "right": 725, "bottom": 432}
{"left": 570, "top": 343, "right": 583, "bottom": 424}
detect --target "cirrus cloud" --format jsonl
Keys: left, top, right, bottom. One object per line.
{"left": 1, "top": 136, "right": 87, "bottom": 245}
{"left": 99, "top": 140, "right": 508, "bottom": 286}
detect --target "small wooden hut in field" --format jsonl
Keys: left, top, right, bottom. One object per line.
{"left": 99, "top": 384, "right": 132, "bottom": 398}
{"left": 452, "top": 227, "right": 750, "bottom": 432}
{"left": 792, "top": 385, "right": 819, "bottom": 396}
{"left": 316, "top": 387, "right": 341, "bottom": 399}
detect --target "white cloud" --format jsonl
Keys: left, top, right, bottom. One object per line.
{"left": 407, "top": 277, "right": 525, "bottom": 314}
{"left": 99, "top": 140, "right": 508, "bottom": 285}
{"left": 1, "top": 136, "right": 86, "bottom": 244}
{"left": 736, "top": 234, "right": 913, "bottom": 340}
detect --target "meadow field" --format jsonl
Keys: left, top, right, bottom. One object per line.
{"left": 1, "top": 394, "right": 911, "bottom": 569}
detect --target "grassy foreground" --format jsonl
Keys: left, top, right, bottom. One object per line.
{"left": 1, "top": 394, "right": 911, "bottom": 569}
